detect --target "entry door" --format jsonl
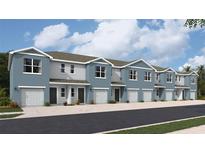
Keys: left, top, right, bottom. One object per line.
{"left": 115, "top": 89, "right": 120, "bottom": 102}
{"left": 78, "top": 88, "right": 84, "bottom": 103}
{"left": 50, "top": 88, "right": 57, "bottom": 104}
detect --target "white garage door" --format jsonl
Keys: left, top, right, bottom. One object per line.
{"left": 21, "top": 89, "right": 44, "bottom": 106}
{"left": 190, "top": 92, "right": 196, "bottom": 100}
{"left": 94, "top": 89, "right": 108, "bottom": 104}
{"left": 128, "top": 90, "right": 138, "bottom": 103}
{"left": 143, "top": 91, "right": 152, "bottom": 102}
{"left": 166, "top": 91, "right": 173, "bottom": 101}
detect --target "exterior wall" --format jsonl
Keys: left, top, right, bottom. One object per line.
{"left": 10, "top": 53, "right": 50, "bottom": 106}
{"left": 112, "top": 68, "right": 121, "bottom": 81}
{"left": 86, "top": 62, "right": 112, "bottom": 103}
{"left": 121, "top": 65, "right": 155, "bottom": 102}
{"left": 50, "top": 61, "right": 86, "bottom": 80}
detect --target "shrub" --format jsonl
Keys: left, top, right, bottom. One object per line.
{"left": 126, "top": 100, "right": 129, "bottom": 103}
{"left": 108, "top": 100, "right": 116, "bottom": 104}
{"left": 0, "top": 88, "right": 7, "bottom": 97}
{"left": 154, "top": 99, "right": 157, "bottom": 102}
{"left": 174, "top": 99, "right": 177, "bottom": 101}
{"left": 76, "top": 100, "right": 80, "bottom": 105}
{"left": 90, "top": 100, "right": 95, "bottom": 105}
{"left": 44, "top": 102, "right": 50, "bottom": 106}
{"left": 63, "top": 102, "right": 67, "bottom": 106}
{"left": 0, "top": 97, "right": 11, "bottom": 106}
{"left": 140, "top": 100, "right": 144, "bottom": 102}
{"left": 9, "top": 102, "right": 19, "bottom": 108}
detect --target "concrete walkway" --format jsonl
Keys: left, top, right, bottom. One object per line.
{"left": 169, "top": 124, "right": 205, "bottom": 134}
{"left": 17, "top": 100, "right": 205, "bottom": 119}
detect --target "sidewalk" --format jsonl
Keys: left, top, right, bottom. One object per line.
{"left": 17, "top": 100, "right": 205, "bottom": 119}
{"left": 169, "top": 125, "right": 205, "bottom": 134}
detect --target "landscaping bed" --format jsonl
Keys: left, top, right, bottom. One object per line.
{"left": 109, "top": 116, "right": 205, "bottom": 134}
{"left": 0, "top": 114, "right": 22, "bottom": 119}
{"left": 0, "top": 107, "right": 23, "bottom": 113}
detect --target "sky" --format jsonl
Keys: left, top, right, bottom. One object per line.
{"left": 0, "top": 19, "right": 205, "bottom": 71}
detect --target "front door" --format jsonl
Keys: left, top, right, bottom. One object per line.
{"left": 78, "top": 88, "right": 84, "bottom": 103}
{"left": 50, "top": 88, "right": 57, "bottom": 104}
{"left": 115, "top": 88, "right": 120, "bottom": 102}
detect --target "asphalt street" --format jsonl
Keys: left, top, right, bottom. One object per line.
{"left": 0, "top": 104, "right": 205, "bottom": 133}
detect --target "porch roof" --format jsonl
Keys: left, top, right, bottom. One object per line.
{"left": 49, "top": 79, "right": 90, "bottom": 85}
{"left": 111, "top": 81, "right": 126, "bottom": 87}
{"left": 175, "top": 85, "right": 190, "bottom": 89}
{"left": 154, "top": 83, "right": 166, "bottom": 88}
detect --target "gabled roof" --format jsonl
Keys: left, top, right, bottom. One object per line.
{"left": 47, "top": 51, "right": 96, "bottom": 63}
{"left": 152, "top": 65, "right": 167, "bottom": 71}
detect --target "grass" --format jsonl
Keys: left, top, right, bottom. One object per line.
{"left": 0, "top": 114, "right": 22, "bottom": 119}
{"left": 108, "top": 116, "right": 205, "bottom": 134}
{"left": 0, "top": 107, "right": 23, "bottom": 113}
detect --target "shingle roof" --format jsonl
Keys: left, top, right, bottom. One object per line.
{"left": 106, "top": 59, "right": 129, "bottom": 67}
{"left": 47, "top": 52, "right": 96, "bottom": 63}
{"left": 152, "top": 65, "right": 167, "bottom": 71}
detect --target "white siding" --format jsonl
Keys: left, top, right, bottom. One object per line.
{"left": 50, "top": 61, "right": 86, "bottom": 80}
{"left": 112, "top": 68, "right": 121, "bottom": 81}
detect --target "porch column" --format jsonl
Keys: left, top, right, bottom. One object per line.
{"left": 67, "top": 85, "right": 71, "bottom": 104}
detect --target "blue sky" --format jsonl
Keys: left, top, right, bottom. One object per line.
{"left": 0, "top": 19, "right": 205, "bottom": 70}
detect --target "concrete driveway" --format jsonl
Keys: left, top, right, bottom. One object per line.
{"left": 18, "top": 100, "right": 205, "bottom": 119}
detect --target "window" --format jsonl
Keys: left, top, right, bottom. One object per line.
{"left": 129, "top": 69, "right": 137, "bottom": 80}
{"left": 70, "top": 65, "right": 74, "bottom": 73}
{"left": 175, "top": 76, "right": 181, "bottom": 82}
{"left": 61, "top": 64, "right": 65, "bottom": 73}
{"left": 23, "top": 58, "right": 41, "bottom": 74}
{"left": 155, "top": 73, "right": 160, "bottom": 81}
{"left": 71, "top": 88, "right": 75, "bottom": 97}
{"left": 167, "top": 73, "right": 172, "bottom": 82}
{"left": 61, "top": 88, "right": 65, "bottom": 97}
{"left": 156, "top": 89, "right": 160, "bottom": 96}
{"left": 144, "top": 72, "right": 151, "bottom": 81}
{"left": 192, "top": 77, "right": 196, "bottom": 84}
{"left": 95, "top": 66, "right": 106, "bottom": 78}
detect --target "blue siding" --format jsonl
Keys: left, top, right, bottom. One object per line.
{"left": 10, "top": 53, "right": 50, "bottom": 105}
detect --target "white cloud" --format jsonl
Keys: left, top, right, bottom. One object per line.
{"left": 24, "top": 31, "right": 31, "bottom": 41}
{"left": 70, "top": 19, "right": 192, "bottom": 65}
{"left": 33, "top": 23, "right": 70, "bottom": 50}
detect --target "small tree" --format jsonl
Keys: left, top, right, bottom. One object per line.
{"left": 185, "top": 19, "right": 205, "bottom": 28}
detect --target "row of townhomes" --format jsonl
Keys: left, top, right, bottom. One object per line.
{"left": 8, "top": 47, "right": 198, "bottom": 107}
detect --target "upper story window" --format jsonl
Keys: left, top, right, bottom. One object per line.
{"left": 175, "top": 76, "right": 181, "bottom": 82}
{"left": 144, "top": 72, "right": 151, "bottom": 81}
{"left": 70, "top": 65, "right": 74, "bottom": 73}
{"left": 167, "top": 73, "right": 172, "bottom": 82}
{"left": 23, "top": 58, "right": 41, "bottom": 74}
{"left": 61, "top": 64, "right": 65, "bottom": 73}
{"left": 61, "top": 88, "right": 65, "bottom": 97}
{"left": 191, "top": 77, "right": 196, "bottom": 84}
{"left": 95, "top": 66, "right": 106, "bottom": 78}
{"left": 155, "top": 73, "right": 160, "bottom": 81}
{"left": 129, "top": 69, "right": 137, "bottom": 80}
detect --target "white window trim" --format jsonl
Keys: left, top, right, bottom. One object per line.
{"left": 71, "top": 88, "right": 75, "bottom": 97}
{"left": 61, "top": 88, "right": 65, "bottom": 97}
{"left": 129, "top": 69, "right": 138, "bottom": 81}
{"left": 95, "top": 66, "right": 106, "bottom": 79}
{"left": 61, "top": 63, "right": 65, "bottom": 73}
{"left": 166, "top": 73, "right": 172, "bottom": 83}
{"left": 70, "top": 64, "right": 75, "bottom": 74}
{"left": 23, "top": 58, "right": 42, "bottom": 75}
{"left": 144, "top": 72, "right": 152, "bottom": 82}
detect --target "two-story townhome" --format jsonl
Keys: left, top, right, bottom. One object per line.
{"left": 8, "top": 47, "right": 198, "bottom": 106}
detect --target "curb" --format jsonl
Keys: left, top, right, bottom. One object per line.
{"left": 96, "top": 115, "right": 205, "bottom": 134}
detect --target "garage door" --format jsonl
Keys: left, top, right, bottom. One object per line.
{"left": 190, "top": 92, "right": 196, "bottom": 100}
{"left": 166, "top": 91, "right": 173, "bottom": 101}
{"left": 21, "top": 89, "right": 44, "bottom": 106}
{"left": 143, "top": 91, "right": 152, "bottom": 102}
{"left": 94, "top": 89, "right": 108, "bottom": 104}
{"left": 128, "top": 90, "right": 138, "bottom": 103}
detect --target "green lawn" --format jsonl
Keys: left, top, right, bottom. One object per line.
{"left": 0, "top": 114, "right": 22, "bottom": 119}
{"left": 109, "top": 116, "right": 205, "bottom": 134}
{"left": 0, "top": 107, "right": 23, "bottom": 113}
